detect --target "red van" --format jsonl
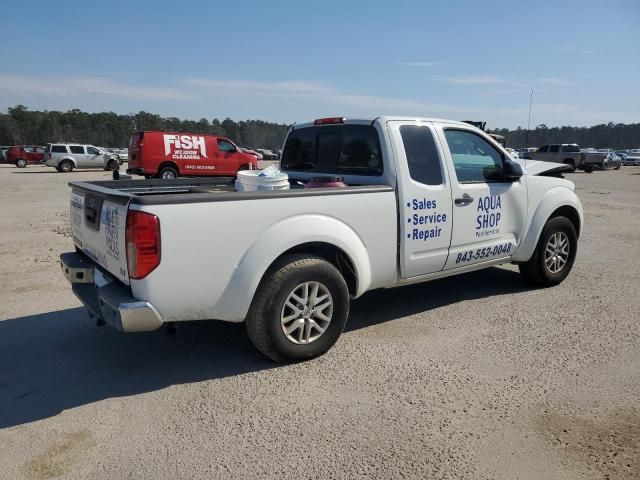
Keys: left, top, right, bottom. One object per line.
{"left": 127, "top": 131, "right": 258, "bottom": 179}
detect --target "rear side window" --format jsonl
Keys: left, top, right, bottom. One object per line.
{"left": 282, "top": 125, "right": 383, "bottom": 175}
{"left": 549, "top": 145, "right": 560, "bottom": 153}
{"left": 561, "top": 145, "right": 579, "bottom": 153}
{"left": 282, "top": 128, "right": 316, "bottom": 170}
{"left": 51, "top": 145, "right": 68, "bottom": 153}
{"left": 69, "top": 145, "right": 85, "bottom": 154}
{"left": 399, "top": 125, "right": 443, "bottom": 186}
{"left": 337, "top": 125, "right": 382, "bottom": 174}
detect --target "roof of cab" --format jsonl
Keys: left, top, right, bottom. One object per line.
{"left": 291, "top": 116, "right": 473, "bottom": 130}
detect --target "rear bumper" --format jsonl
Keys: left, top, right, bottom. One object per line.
{"left": 60, "top": 252, "right": 163, "bottom": 332}
{"left": 126, "top": 167, "right": 145, "bottom": 175}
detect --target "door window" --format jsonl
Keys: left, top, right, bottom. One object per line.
{"left": 549, "top": 145, "right": 560, "bottom": 153}
{"left": 400, "top": 125, "right": 443, "bottom": 186}
{"left": 86, "top": 147, "right": 100, "bottom": 155}
{"left": 444, "top": 129, "right": 504, "bottom": 183}
{"left": 217, "top": 139, "right": 236, "bottom": 152}
{"left": 70, "top": 146, "right": 85, "bottom": 154}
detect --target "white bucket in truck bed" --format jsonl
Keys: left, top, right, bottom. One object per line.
{"left": 235, "top": 170, "right": 289, "bottom": 191}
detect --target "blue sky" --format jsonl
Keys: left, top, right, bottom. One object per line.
{"left": 0, "top": 0, "right": 638, "bottom": 128}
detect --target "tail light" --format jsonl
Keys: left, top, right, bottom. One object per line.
{"left": 126, "top": 211, "right": 160, "bottom": 279}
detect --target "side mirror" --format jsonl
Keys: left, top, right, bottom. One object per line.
{"left": 503, "top": 159, "right": 523, "bottom": 181}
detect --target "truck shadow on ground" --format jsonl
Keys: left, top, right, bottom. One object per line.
{"left": 0, "top": 267, "right": 529, "bottom": 429}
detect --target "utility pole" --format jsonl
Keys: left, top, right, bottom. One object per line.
{"left": 525, "top": 89, "right": 534, "bottom": 147}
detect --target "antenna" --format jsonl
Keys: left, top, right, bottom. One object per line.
{"left": 525, "top": 89, "right": 534, "bottom": 149}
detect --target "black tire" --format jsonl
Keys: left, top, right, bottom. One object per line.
{"left": 106, "top": 159, "right": 119, "bottom": 171}
{"left": 157, "top": 166, "right": 178, "bottom": 179}
{"left": 563, "top": 159, "right": 576, "bottom": 172}
{"left": 246, "top": 254, "right": 350, "bottom": 363}
{"left": 59, "top": 160, "right": 74, "bottom": 173}
{"left": 519, "top": 216, "right": 577, "bottom": 287}
{"left": 615, "top": 166, "right": 620, "bottom": 170}
{"left": 584, "top": 167, "right": 594, "bottom": 173}
{"left": 15, "top": 158, "right": 27, "bottom": 168}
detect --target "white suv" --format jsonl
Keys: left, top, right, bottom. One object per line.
{"left": 44, "top": 144, "right": 119, "bottom": 172}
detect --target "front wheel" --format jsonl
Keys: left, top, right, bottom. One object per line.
{"left": 15, "top": 158, "right": 28, "bottom": 168}
{"left": 158, "top": 166, "right": 178, "bottom": 179}
{"left": 519, "top": 217, "right": 577, "bottom": 287}
{"left": 246, "top": 254, "right": 350, "bottom": 363}
{"left": 105, "top": 159, "right": 119, "bottom": 171}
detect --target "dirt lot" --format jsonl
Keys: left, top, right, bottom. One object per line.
{"left": 0, "top": 164, "right": 638, "bottom": 479}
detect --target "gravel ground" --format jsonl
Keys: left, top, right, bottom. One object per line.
{"left": 0, "top": 164, "right": 638, "bottom": 479}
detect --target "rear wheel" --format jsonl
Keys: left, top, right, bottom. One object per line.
{"left": 563, "top": 159, "right": 576, "bottom": 172}
{"left": 158, "top": 166, "right": 178, "bottom": 179}
{"left": 246, "top": 254, "right": 350, "bottom": 363}
{"left": 584, "top": 166, "right": 594, "bottom": 173}
{"left": 15, "top": 158, "right": 27, "bottom": 168}
{"left": 519, "top": 216, "right": 577, "bottom": 287}
{"left": 59, "top": 160, "right": 74, "bottom": 173}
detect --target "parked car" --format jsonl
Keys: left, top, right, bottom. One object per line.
{"left": 622, "top": 149, "right": 640, "bottom": 166}
{"left": 522, "top": 144, "right": 606, "bottom": 172}
{"left": 240, "top": 147, "right": 264, "bottom": 161}
{"left": 596, "top": 149, "right": 621, "bottom": 170}
{"left": 61, "top": 115, "right": 582, "bottom": 362}
{"left": 5, "top": 145, "right": 45, "bottom": 167}
{"left": 126, "top": 132, "right": 258, "bottom": 179}
{"left": 111, "top": 148, "right": 129, "bottom": 162}
{"left": 44, "top": 144, "right": 120, "bottom": 172}
{"left": 255, "top": 148, "right": 279, "bottom": 160}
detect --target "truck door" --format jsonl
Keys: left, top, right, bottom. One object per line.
{"left": 436, "top": 126, "right": 527, "bottom": 270}
{"left": 216, "top": 138, "right": 239, "bottom": 175}
{"left": 389, "top": 121, "right": 453, "bottom": 278}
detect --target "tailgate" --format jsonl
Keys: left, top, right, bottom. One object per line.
{"left": 70, "top": 186, "right": 130, "bottom": 284}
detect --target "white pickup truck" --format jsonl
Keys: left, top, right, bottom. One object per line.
{"left": 60, "top": 116, "right": 583, "bottom": 362}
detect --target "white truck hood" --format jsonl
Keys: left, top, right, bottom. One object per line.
{"left": 519, "top": 159, "right": 572, "bottom": 176}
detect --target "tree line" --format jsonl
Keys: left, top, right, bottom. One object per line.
{"left": 0, "top": 105, "right": 290, "bottom": 149}
{"left": 0, "top": 105, "right": 638, "bottom": 150}
{"left": 490, "top": 122, "right": 640, "bottom": 149}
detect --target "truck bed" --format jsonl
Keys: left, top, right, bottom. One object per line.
{"left": 69, "top": 177, "right": 394, "bottom": 205}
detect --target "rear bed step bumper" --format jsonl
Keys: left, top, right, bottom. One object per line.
{"left": 60, "top": 252, "right": 163, "bottom": 332}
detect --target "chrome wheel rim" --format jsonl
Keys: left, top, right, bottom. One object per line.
{"left": 17, "top": 159, "right": 26, "bottom": 167}
{"left": 61, "top": 162, "right": 71, "bottom": 172}
{"left": 281, "top": 281, "right": 333, "bottom": 345}
{"left": 162, "top": 170, "right": 176, "bottom": 179}
{"left": 545, "top": 231, "right": 569, "bottom": 274}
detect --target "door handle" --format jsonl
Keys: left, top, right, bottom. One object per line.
{"left": 454, "top": 193, "right": 474, "bottom": 205}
